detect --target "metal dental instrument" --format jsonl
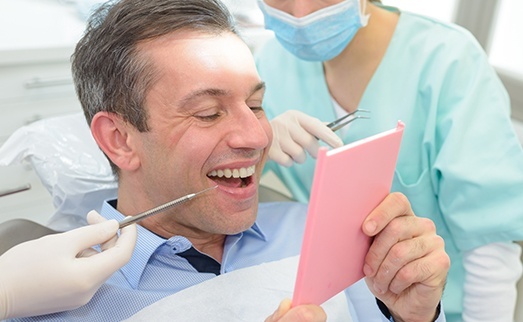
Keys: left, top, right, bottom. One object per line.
{"left": 326, "top": 109, "right": 371, "bottom": 132}
{"left": 118, "top": 185, "right": 218, "bottom": 228}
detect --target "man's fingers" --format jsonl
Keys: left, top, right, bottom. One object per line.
{"left": 265, "top": 299, "right": 292, "bottom": 322}
{"left": 388, "top": 244, "right": 449, "bottom": 295}
{"left": 364, "top": 216, "right": 436, "bottom": 277}
{"left": 367, "top": 232, "right": 444, "bottom": 293}
{"left": 362, "top": 192, "right": 415, "bottom": 237}
{"left": 365, "top": 216, "right": 437, "bottom": 272}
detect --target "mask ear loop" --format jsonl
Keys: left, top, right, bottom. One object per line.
{"left": 360, "top": 0, "right": 371, "bottom": 26}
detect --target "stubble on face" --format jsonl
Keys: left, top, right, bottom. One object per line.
{"left": 129, "top": 31, "right": 272, "bottom": 247}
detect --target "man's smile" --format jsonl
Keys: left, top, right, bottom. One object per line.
{"left": 207, "top": 165, "right": 256, "bottom": 188}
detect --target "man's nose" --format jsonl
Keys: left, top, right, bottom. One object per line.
{"left": 226, "top": 107, "right": 270, "bottom": 150}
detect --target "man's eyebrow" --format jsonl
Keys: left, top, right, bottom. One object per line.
{"left": 179, "top": 81, "right": 266, "bottom": 107}
{"left": 179, "top": 88, "right": 229, "bottom": 107}
{"left": 252, "top": 81, "right": 266, "bottom": 94}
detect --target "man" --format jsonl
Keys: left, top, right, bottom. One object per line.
{"left": 10, "top": 0, "right": 449, "bottom": 320}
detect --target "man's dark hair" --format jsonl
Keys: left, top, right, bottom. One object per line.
{"left": 71, "top": 0, "right": 237, "bottom": 173}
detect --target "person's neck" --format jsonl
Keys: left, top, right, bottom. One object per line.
{"left": 116, "top": 182, "right": 226, "bottom": 262}
{"left": 142, "top": 216, "right": 227, "bottom": 262}
{"left": 323, "top": 3, "right": 399, "bottom": 112}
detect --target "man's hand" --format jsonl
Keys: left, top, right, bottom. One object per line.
{"left": 265, "top": 299, "right": 326, "bottom": 322}
{"left": 269, "top": 110, "right": 343, "bottom": 167}
{"left": 362, "top": 193, "right": 450, "bottom": 321}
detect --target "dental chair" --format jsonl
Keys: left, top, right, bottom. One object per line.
{"left": 0, "top": 219, "right": 58, "bottom": 255}
{"left": 0, "top": 112, "right": 293, "bottom": 255}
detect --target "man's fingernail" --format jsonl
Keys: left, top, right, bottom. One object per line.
{"left": 365, "top": 220, "right": 377, "bottom": 234}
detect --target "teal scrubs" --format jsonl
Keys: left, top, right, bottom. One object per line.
{"left": 255, "top": 10, "right": 523, "bottom": 322}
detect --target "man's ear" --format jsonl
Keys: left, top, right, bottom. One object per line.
{"left": 90, "top": 112, "right": 141, "bottom": 171}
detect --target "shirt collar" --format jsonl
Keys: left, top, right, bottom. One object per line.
{"left": 101, "top": 200, "right": 167, "bottom": 289}
{"left": 246, "top": 219, "right": 266, "bottom": 241}
{"left": 100, "top": 199, "right": 267, "bottom": 288}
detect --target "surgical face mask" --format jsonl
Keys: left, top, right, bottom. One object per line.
{"left": 258, "top": 0, "right": 370, "bottom": 61}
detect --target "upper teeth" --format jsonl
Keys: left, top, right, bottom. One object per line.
{"left": 208, "top": 165, "right": 255, "bottom": 179}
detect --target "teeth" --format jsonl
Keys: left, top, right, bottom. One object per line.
{"left": 208, "top": 165, "right": 255, "bottom": 178}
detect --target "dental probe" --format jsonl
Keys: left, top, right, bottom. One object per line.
{"left": 118, "top": 185, "right": 218, "bottom": 228}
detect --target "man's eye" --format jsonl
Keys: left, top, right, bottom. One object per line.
{"left": 250, "top": 106, "right": 265, "bottom": 116}
{"left": 195, "top": 113, "right": 221, "bottom": 121}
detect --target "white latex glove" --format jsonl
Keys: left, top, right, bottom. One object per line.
{"left": 269, "top": 110, "right": 344, "bottom": 167}
{"left": 462, "top": 242, "right": 522, "bottom": 322}
{"left": 0, "top": 211, "right": 137, "bottom": 319}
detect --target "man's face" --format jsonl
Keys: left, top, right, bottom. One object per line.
{"left": 133, "top": 31, "right": 272, "bottom": 238}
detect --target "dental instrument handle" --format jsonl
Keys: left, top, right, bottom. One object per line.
{"left": 118, "top": 185, "right": 218, "bottom": 228}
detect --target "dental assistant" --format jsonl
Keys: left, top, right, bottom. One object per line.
{"left": 255, "top": 0, "right": 523, "bottom": 321}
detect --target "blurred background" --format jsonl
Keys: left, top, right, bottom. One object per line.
{"left": 223, "top": 0, "right": 523, "bottom": 125}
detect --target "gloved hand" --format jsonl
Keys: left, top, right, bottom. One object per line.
{"left": 0, "top": 211, "right": 137, "bottom": 319}
{"left": 269, "top": 110, "right": 343, "bottom": 167}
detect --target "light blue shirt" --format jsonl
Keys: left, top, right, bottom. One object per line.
{"left": 255, "top": 9, "right": 523, "bottom": 322}
{"left": 10, "top": 200, "right": 444, "bottom": 321}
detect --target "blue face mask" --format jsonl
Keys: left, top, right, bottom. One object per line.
{"left": 258, "top": 0, "right": 370, "bottom": 61}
